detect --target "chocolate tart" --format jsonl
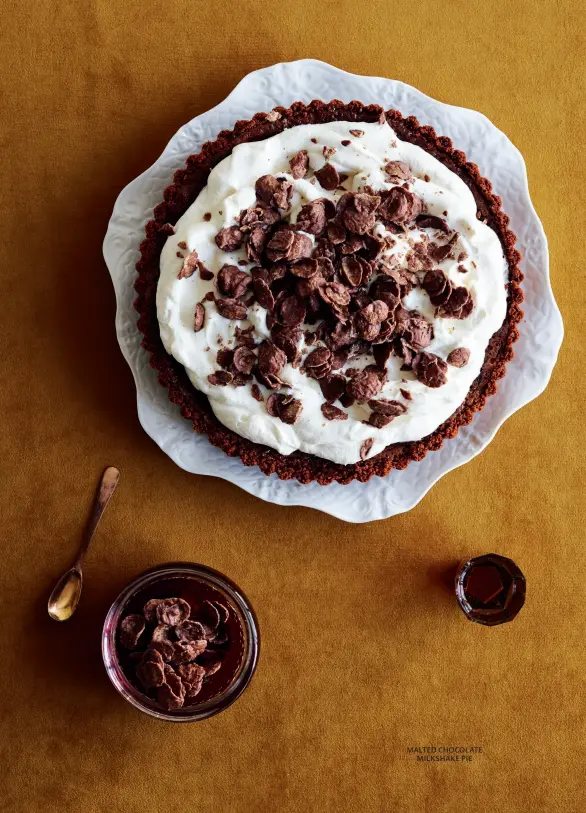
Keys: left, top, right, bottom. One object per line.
{"left": 135, "top": 100, "right": 523, "bottom": 485}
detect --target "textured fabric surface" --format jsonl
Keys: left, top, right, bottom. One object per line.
{"left": 0, "top": 1, "right": 583, "bottom": 811}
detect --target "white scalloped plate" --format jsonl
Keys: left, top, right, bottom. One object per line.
{"left": 103, "top": 59, "right": 562, "bottom": 523}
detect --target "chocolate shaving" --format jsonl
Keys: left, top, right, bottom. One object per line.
{"left": 178, "top": 250, "right": 199, "bottom": 279}
{"left": 360, "top": 438, "right": 374, "bottom": 459}
{"left": 194, "top": 303, "right": 205, "bottom": 332}
{"left": 158, "top": 223, "right": 176, "bottom": 235}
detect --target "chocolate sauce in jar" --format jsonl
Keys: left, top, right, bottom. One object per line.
{"left": 116, "top": 576, "right": 246, "bottom": 705}
{"left": 455, "top": 554, "right": 526, "bottom": 626}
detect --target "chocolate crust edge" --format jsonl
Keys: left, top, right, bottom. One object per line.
{"left": 134, "top": 100, "right": 523, "bottom": 486}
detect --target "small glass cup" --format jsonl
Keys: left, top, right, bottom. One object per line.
{"left": 102, "top": 562, "right": 260, "bottom": 722}
{"left": 455, "top": 553, "right": 526, "bottom": 626}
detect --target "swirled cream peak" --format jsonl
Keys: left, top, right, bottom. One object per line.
{"left": 157, "top": 120, "right": 507, "bottom": 465}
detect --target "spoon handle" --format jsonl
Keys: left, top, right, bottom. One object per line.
{"left": 74, "top": 466, "right": 120, "bottom": 568}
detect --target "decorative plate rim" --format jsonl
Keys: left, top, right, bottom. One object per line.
{"left": 103, "top": 59, "right": 563, "bottom": 523}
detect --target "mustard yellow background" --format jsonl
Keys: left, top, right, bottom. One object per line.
{"left": 0, "top": 1, "right": 584, "bottom": 811}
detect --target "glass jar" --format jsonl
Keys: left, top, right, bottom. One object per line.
{"left": 102, "top": 562, "right": 259, "bottom": 721}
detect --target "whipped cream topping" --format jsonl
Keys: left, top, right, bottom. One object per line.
{"left": 157, "top": 120, "right": 508, "bottom": 465}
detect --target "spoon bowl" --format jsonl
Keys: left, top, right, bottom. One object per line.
{"left": 48, "top": 568, "right": 83, "bottom": 621}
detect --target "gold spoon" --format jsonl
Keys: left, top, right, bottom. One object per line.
{"left": 48, "top": 466, "right": 120, "bottom": 621}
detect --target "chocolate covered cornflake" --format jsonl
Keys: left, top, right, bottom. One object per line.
{"left": 422, "top": 269, "right": 473, "bottom": 319}
{"left": 342, "top": 193, "right": 380, "bottom": 235}
{"left": 303, "top": 347, "right": 332, "bottom": 379}
{"left": 216, "top": 348, "right": 234, "bottom": 369}
{"left": 319, "top": 374, "right": 346, "bottom": 403}
{"left": 150, "top": 639, "right": 174, "bottom": 662}
{"left": 158, "top": 674, "right": 185, "bottom": 709}
{"left": 118, "top": 591, "right": 233, "bottom": 711}
{"left": 252, "top": 278, "right": 274, "bottom": 311}
{"left": 413, "top": 352, "right": 448, "bottom": 388}
{"left": 232, "top": 346, "right": 256, "bottom": 375}
{"left": 255, "top": 174, "right": 293, "bottom": 210}
{"left": 327, "top": 220, "right": 346, "bottom": 244}
{"left": 290, "top": 150, "right": 309, "bottom": 179}
{"left": 143, "top": 599, "right": 164, "bottom": 623}
{"left": 137, "top": 658, "right": 165, "bottom": 689}
{"left": 250, "top": 384, "right": 263, "bottom": 402}
{"left": 400, "top": 388, "right": 412, "bottom": 401}
{"left": 368, "top": 399, "right": 406, "bottom": 426}
{"left": 258, "top": 340, "right": 287, "bottom": 377}
{"left": 266, "top": 393, "right": 303, "bottom": 425}
{"left": 119, "top": 614, "right": 145, "bottom": 649}
{"left": 315, "top": 163, "right": 340, "bottom": 191}
{"left": 156, "top": 598, "right": 191, "bottom": 626}
{"left": 208, "top": 370, "right": 233, "bottom": 386}
{"left": 349, "top": 129, "right": 364, "bottom": 137}
{"left": 323, "top": 146, "right": 336, "bottom": 159}
{"left": 378, "top": 187, "right": 422, "bottom": 223}
{"left": 321, "top": 403, "right": 348, "bottom": 421}
{"left": 215, "top": 298, "right": 248, "bottom": 320}
{"left": 447, "top": 347, "right": 471, "bottom": 367}
{"left": 277, "top": 294, "right": 306, "bottom": 327}
{"left": 384, "top": 161, "right": 412, "bottom": 182}
{"left": 197, "top": 651, "right": 223, "bottom": 677}
{"left": 215, "top": 226, "right": 243, "bottom": 252}
{"left": 296, "top": 200, "right": 328, "bottom": 235}
{"left": 217, "top": 265, "right": 251, "bottom": 298}
{"left": 416, "top": 214, "right": 450, "bottom": 233}
{"left": 346, "top": 370, "right": 383, "bottom": 403}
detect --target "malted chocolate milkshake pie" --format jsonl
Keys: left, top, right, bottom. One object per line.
{"left": 135, "top": 101, "right": 522, "bottom": 484}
